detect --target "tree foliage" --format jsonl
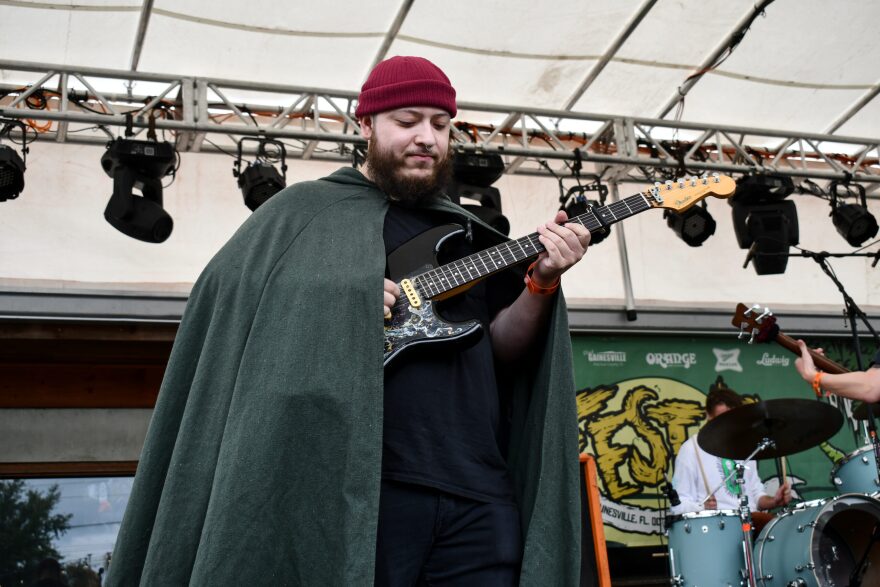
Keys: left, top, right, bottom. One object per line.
{"left": 0, "top": 480, "right": 71, "bottom": 585}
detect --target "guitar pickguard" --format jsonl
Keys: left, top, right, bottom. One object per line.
{"left": 383, "top": 298, "right": 481, "bottom": 366}
{"left": 383, "top": 223, "right": 484, "bottom": 367}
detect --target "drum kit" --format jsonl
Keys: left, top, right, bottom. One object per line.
{"left": 666, "top": 399, "right": 880, "bottom": 587}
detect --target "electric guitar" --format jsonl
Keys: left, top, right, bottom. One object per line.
{"left": 382, "top": 174, "right": 737, "bottom": 367}
{"left": 731, "top": 302, "right": 848, "bottom": 374}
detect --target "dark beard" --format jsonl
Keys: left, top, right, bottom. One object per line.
{"left": 365, "top": 140, "right": 452, "bottom": 207}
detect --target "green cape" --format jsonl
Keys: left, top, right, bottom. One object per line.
{"left": 106, "top": 168, "right": 580, "bottom": 586}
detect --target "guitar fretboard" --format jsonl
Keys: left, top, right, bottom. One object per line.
{"left": 413, "top": 191, "right": 654, "bottom": 298}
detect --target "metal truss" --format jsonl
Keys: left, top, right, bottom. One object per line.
{"left": 1, "top": 59, "right": 879, "bottom": 189}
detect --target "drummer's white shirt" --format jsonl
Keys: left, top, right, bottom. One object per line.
{"left": 670, "top": 435, "right": 769, "bottom": 515}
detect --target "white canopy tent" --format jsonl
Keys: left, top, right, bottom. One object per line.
{"left": 0, "top": 0, "right": 879, "bottom": 325}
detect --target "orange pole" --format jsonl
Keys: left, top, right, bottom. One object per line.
{"left": 580, "top": 454, "right": 611, "bottom": 587}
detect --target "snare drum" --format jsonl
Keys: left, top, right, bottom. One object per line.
{"left": 831, "top": 445, "right": 880, "bottom": 493}
{"left": 667, "top": 510, "right": 746, "bottom": 587}
{"left": 753, "top": 493, "right": 880, "bottom": 587}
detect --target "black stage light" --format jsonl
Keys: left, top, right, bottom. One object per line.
{"left": 101, "top": 137, "right": 177, "bottom": 243}
{"left": 731, "top": 174, "right": 798, "bottom": 275}
{"left": 0, "top": 145, "right": 26, "bottom": 201}
{"left": 448, "top": 151, "right": 510, "bottom": 235}
{"left": 0, "top": 119, "right": 29, "bottom": 201}
{"left": 830, "top": 181, "right": 878, "bottom": 247}
{"left": 734, "top": 174, "right": 794, "bottom": 204}
{"left": 447, "top": 180, "right": 510, "bottom": 236}
{"left": 452, "top": 152, "right": 505, "bottom": 188}
{"left": 664, "top": 201, "right": 716, "bottom": 247}
{"left": 558, "top": 178, "right": 610, "bottom": 245}
{"left": 562, "top": 193, "right": 610, "bottom": 245}
{"left": 234, "top": 138, "right": 287, "bottom": 211}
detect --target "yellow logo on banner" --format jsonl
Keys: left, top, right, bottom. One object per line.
{"left": 578, "top": 377, "right": 705, "bottom": 501}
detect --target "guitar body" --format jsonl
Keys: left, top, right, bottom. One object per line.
{"left": 383, "top": 224, "right": 483, "bottom": 367}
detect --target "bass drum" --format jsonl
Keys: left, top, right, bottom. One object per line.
{"left": 667, "top": 510, "right": 746, "bottom": 587}
{"left": 754, "top": 493, "right": 880, "bottom": 586}
{"left": 830, "top": 445, "right": 880, "bottom": 494}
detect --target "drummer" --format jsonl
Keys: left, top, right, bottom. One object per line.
{"left": 670, "top": 377, "right": 792, "bottom": 515}
{"left": 795, "top": 341, "right": 880, "bottom": 402}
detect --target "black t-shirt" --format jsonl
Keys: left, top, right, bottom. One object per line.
{"left": 382, "top": 203, "right": 521, "bottom": 503}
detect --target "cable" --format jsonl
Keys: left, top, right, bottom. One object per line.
{"left": 203, "top": 137, "right": 239, "bottom": 158}
{"left": 673, "top": 0, "right": 777, "bottom": 124}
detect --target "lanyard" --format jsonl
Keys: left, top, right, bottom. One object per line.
{"left": 721, "top": 458, "right": 741, "bottom": 496}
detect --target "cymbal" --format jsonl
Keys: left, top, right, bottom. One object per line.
{"left": 698, "top": 398, "right": 843, "bottom": 460}
{"left": 852, "top": 401, "right": 880, "bottom": 420}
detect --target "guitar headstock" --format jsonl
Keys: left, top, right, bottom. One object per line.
{"left": 645, "top": 173, "right": 736, "bottom": 212}
{"left": 731, "top": 303, "right": 778, "bottom": 344}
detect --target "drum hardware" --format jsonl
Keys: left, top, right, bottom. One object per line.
{"left": 666, "top": 510, "right": 744, "bottom": 587}
{"left": 753, "top": 494, "right": 880, "bottom": 586}
{"left": 830, "top": 445, "right": 880, "bottom": 494}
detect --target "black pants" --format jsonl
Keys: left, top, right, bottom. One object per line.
{"left": 375, "top": 480, "right": 523, "bottom": 586}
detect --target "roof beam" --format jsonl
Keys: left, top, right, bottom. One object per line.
{"left": 366, "top": 0, "right": 415, "bottom": 77}
{"left": 824, "top": 80, "right": 880, "bottom": 135}
{"left": 655, "top": 0, "right": 775, "bottom": 119}
{"left": 3, "top": 60, "right": 879, "bottom": 184}
{"left": 130, "top": 0, "right": 156, "bottom": 71}
{"left": 562, "top": 0, "right": 657, "bottom": 110}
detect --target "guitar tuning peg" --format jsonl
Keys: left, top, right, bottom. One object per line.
{"left": 748, "top": 329, "right": 758, "bottom": 344}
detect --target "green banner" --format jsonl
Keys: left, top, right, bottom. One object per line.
{"left": 572, "top": 333, "right": 874, "bottom": 547}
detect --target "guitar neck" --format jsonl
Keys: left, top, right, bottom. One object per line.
{"left": 772, "top": 330, "right": 850, "bottom": 375}
{"left": 412, "top": 191, "right": 653, "bottom": 298}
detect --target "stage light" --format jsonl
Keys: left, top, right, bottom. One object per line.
{"left": 452, "top": 152, "right": 505, "bottom": 188}
{"left": 0, "top": 145, "right": 25, "bottom": 201}
{"left": 664, "top": 202, "right": 716, "bottom": 247}
{"left": 562, "top": 193, "right": 610, "bottom": 245}
{"left": 234, "top": 138, "right": 287, "bottom": 211}
{"left": 731, "top": 174, "right": 798, "bottom": 275}
{"left": 734, "top": 174, "right": 794, "bottom": 204}
{"left": 0, "top": 119, "right": 29, "bottom": 201}
{"left": 448, "top": 151, "right": 510, "bottom": 235}
{"left": 447, "top": 180, "right": 510, "bottom": 236}
{"left": 101, "top": 137, "right": 177, "bottom": 243}
{"left": 830, "top": 181, "right": 878, "bottom": 247}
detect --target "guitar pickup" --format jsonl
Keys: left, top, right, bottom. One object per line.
{"left": 400, "top": 278, "right": 422, "bottom": 309}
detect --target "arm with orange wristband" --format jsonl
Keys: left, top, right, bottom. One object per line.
{"left": 490, "top": 210, "right": 590, "bottom": 364}
{"left": 795, "top": 339, "right": 880, "bottom": 402}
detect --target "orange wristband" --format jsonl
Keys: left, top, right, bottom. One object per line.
{"left": 524, "top": 261, "right": 560, "bottom": 295}
{"left": 812, "top": 371, "right": 826, "bottom": 397}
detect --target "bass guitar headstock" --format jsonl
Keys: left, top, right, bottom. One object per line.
{"left": 732, "top": 303, "right": 778, "bottom": 344}
{"left": 644, "top": 173, "right": 736, "bottom": 213}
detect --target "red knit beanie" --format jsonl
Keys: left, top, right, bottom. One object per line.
{"left": 355, "top": 56, "right": 457, "bottom": 118}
